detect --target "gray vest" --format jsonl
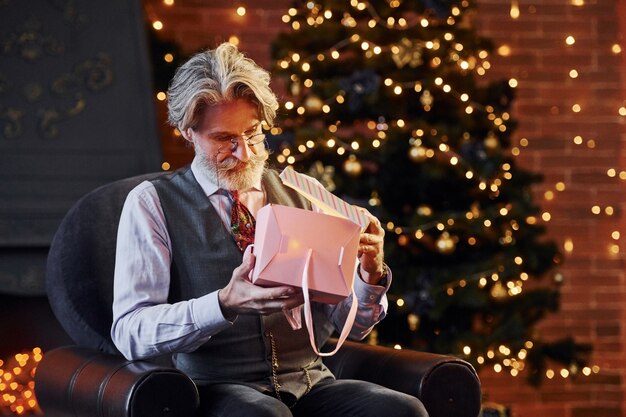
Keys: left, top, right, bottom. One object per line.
{"left": 151, "top": 167, "right": 335, "bottom": 399}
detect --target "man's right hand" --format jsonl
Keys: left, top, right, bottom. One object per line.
{"left": 217, "top": 248, "right": 304, "bottom": 321}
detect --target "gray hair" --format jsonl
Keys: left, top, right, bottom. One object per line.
{"left": 167, "top": 42, "right": 279, "bottom": 132}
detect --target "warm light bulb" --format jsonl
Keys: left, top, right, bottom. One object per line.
{"left": 510, "top": 0, "right": 520, "bottom": 19}
{"left": 498, "top": 45, "right": 511, "bottom": 56}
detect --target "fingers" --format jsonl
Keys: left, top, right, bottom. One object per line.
{"left": 360, "top": 232, "right": 384, "bottom": 246}
{"left": 359, "top": 228, "right": 384, "bottom": 257}
{"left": 247, "top": 286, "right": 304, "bottom": 315}
{"left": 259, "top": 287, "right": 304, "bottom": 309}
{"left": 357, "top": 206, "right": 384, "bottom": 236}
{"left": 354, "top": 207, "right": 386, "bottom": 279}
{"left": 233, "top": 251, "right": 256, "bottom": 281}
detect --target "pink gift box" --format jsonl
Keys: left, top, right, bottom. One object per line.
{"left": 251, "top": 204, "right": 361, "bottom": 304}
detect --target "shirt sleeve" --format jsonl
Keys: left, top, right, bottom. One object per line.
{"left": 110, "top": 181, "right": 233, "bottom": 360}
{"left": 321, "top": 264, "right": 391, "bottom": 341}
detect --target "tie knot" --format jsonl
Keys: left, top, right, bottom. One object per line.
{"left": 228, "top": 190, "right": 240, "bottom": 200}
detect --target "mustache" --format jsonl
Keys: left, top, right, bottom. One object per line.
{"left": 215, "top": 148, "right": 269, "bottom": 171}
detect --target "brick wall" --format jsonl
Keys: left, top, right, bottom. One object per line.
{"left": 475, "top": 1, "right": 626, "bottom": 416}
{"left": 145, "top": 0, "right": 626, "bottom": 415}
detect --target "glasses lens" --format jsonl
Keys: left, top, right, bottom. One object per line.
{"left": 247, "top": 133, "right": 266, "bottom": 146}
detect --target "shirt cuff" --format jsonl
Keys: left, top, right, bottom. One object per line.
{"left": 190, "top": 290, "right": 236, "bottom": 333}
{"left": 354, "top": 265, "right": 392, "bottom": 304}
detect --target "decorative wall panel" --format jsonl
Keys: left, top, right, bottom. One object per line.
{"left": 0, "top": 0, "right": 161, "bottom": 294}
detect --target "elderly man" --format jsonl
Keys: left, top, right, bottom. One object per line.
{"left": 111, "top": 42, "right": 427, "bottom": 417}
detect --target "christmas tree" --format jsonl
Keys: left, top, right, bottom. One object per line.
{"left": 268, "top": 0, "right": 590, "bottom": 385}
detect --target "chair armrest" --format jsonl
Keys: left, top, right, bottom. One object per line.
{"left": 35, "top": 346, "right": 199, "bottom": 417}
{"left": 323, "top": 339, "right": 481, "bottom": 417}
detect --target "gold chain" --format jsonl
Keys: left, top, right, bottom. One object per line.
{"left": 265, "top": 330, "right": 313, "bottom": 404}
{"left": 302, "top": 367, "right": 312, "bottom": 395}
{"left": 266, "top": 330, "right": 283, "bottom": 402}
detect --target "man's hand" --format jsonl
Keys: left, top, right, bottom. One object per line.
{"left": 218, "top": 248, "right": 304, "bottom": 321}
{"left": 357, "top": 208, "right": 386, "bottom": 285}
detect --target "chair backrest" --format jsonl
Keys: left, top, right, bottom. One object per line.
{"left": 46, "top": 173, "right": 162, "bottom": 354}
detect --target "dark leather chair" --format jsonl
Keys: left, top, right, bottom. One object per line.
{"left": 34, "top": 173, "right": 482, "bottom": 417}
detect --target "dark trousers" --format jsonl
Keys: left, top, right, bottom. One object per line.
{"left": 196, "top": 379, "right": 428, "bottom": 417}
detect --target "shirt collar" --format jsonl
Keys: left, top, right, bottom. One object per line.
{"left": 190, "top": 156, "right": 263, "bottom": 197}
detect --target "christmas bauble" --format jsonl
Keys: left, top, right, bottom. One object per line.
{"left": 407, "top": 313, "right": 420, "bottom": 331}
{"left": 484, "top": 132, "right": 499, "bottom": 150}
{"left": 304, "top": 94, "right": 324, "bottom": 113}
{"left": 436, "top": 232, "right": 456, "bottom": 254}
{"left": 343, "top": 155, "right": 362, "bottom": 176}
{"left": 490, "top": 281, "right": 508, "bottom": 299}
{"left": 290, "top": 82, "right": 301, "bottom": 96}
{"left": 409, "top": 145, "right": 427, "bottom": 162}
{"left": 417, "top": 205, "right": 432, "bottom": 216}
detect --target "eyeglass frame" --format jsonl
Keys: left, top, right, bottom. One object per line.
{"left": 210, "top": 125, "right": 267, "bottom": 154}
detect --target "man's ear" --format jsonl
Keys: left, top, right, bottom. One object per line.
{"left": 180, "top": 127, "right": 193, "bottom": 143}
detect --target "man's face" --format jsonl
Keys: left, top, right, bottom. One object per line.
{"left": 184, "top": 99, "right": 269, "bottom": 191}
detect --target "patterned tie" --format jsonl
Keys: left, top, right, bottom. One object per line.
{"left": 229, "top": 190, "right": 256, "bottom": 252}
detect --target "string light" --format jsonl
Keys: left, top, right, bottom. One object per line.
{"left": 510, "top": 1, "right": 520, "bottom": 19}
{"left": 264, "top": 0, "right": 605, "bottom": 383}
{"left": 0, "top": 349, "right": 43, "bottom": 415}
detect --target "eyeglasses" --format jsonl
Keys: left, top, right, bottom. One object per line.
{"left": 212, "top": 128, "right": 266, "bottom": 153}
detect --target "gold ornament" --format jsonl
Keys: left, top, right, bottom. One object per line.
{"left": 307, "top": 161, "right": 336, "bottom": 192}
{"left": 407, "top": 313, "right": 420, "bottom": 331}
{"left": 392, "top": 38, "right": 424, "bottom": 69}
{"left": 304, "top": 94, "right": 324, "bottom": 113}
{"left": 343, "top": 154, "right": 362, "bottom": 176}
{"left": 417, "top": 205, "right": 432, "bottom": 216}
{"left": 436, "top": 232, "right": 456, "bottom": 254}
{"left": 369, "top": 191, "right": 381, "bottom": 206}
{"left": 484, "top": 132, "right": 499, "bottom": 150}
{"left": 420, "top": 90, "right": 433, "bottom": 107}
{"left": 409, "top": 145, "right": 428, "bottom": 162}
{"left": 290, "top": 81, "right": 301, "bottom": 96}
{"left": 490, "top": 281, "right": 508, "bottom": 299}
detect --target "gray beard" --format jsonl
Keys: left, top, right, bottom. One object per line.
{"left": 194, "top": 145, "right": 268, "bottom": 191}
